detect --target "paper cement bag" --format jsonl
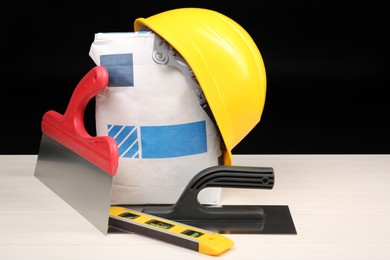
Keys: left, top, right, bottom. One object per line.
{"left": 89, "top": 31, "right": 222, "bottom": 205}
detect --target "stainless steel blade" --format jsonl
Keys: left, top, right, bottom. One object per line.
{"left": 34, "top": 134, "right": 113, "bottom": 235}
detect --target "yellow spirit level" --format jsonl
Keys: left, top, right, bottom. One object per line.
{"left": 109, "top": 206, "right": 234, "bottom": 256}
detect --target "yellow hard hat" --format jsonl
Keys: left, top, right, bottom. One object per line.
{"left": 134, "top": 8, "right": 267, "bottom": 165}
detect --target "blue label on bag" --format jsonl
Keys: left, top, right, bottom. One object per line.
{"left": 100, "top": 53, "right": 134, "bottom": 87}
{"left": 108, "top": 125, "right": 139, "bottom": 158}
{"left": 108, "top": 121, "right": 207, "bottom": 158}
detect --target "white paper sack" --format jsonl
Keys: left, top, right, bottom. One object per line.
{"left": 89, "top": 32, "right": 222, "bottom": 205}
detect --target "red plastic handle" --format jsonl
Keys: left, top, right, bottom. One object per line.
{"left": 41, "top": 66, "right": 118, "bottom": 176}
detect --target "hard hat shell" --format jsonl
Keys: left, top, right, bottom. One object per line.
{"left": 134, "top": 8, "right": 267, "bottom": 165}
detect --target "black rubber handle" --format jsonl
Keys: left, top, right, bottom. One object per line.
{"left": 187, "top": 165, "right": 274, "bottom": 190}
{"left": 142, "top": 165, "right": 275, "bottom": 221}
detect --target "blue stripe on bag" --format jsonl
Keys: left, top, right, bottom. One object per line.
{"left": 108, "top": 121, "right": 207, "bottom": 158}
{"left": 141, "top": 121, "right": 207, "bottom": 158}
{"left": 108, "top": 125, "right": 139, "bottom": 158}
{"left": 107, "top": 125, "right": 123, "bottom": 137}
{"left": 100, "top": 53, "right": 134, "bottom": 87}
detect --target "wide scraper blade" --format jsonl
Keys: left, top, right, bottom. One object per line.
{"left": 34, "top": 66, "right": 118, "bottom": 235}
{"left": 35, "top": 134, "right": 115, "bottom": 234}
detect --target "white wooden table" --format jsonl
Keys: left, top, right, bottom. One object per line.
{"left": 1, "top": 155, "right": 389, "bottom": 260}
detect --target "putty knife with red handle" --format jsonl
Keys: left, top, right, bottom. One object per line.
{"left": 34, "top": 66, "right": 118, "bottom": 234}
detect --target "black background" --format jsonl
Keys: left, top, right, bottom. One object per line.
{"left": 3, "top": 1, "right": 389, "bottom": 155}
